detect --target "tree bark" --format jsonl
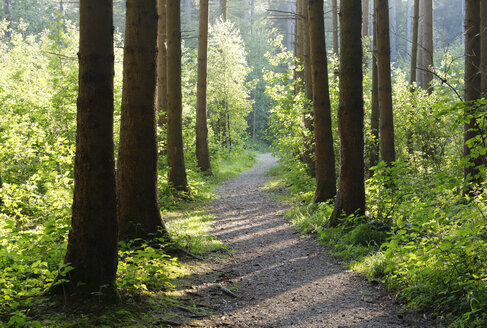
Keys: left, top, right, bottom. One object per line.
{"left": 480, "top": 0, "right": 487, "bottom": 96}
{"left": 220, "top": 0, "right": 227, "bottom": 21}
{"left": 167, "top": 0, "right": 189, "bottom": 192}
{"left": 389, "top": 0, "right": 397, "bottom": 62}
{"left": 406, "top": 0, "right": 412, "bottom": 58}
{"left": 332, "top": 0, "right": 339, "bottom": 57}
{"left": 362, "top": 0, "right": 369, "bottom": 39}
{"left": 464, "top": 0, "right": 482, "bottom": 194}
{"left": 117, "top": 0, "right": 169, "bottom": 241}
{"left": 370, "top": 9, "right": 380, "bottom": 174}
{"left": 196, "top": 0, "right": 211, "bottom": 172}
{"left": 308, "top": 0, "right": 336, "bottom": 203}
{"left": 417, "top": 0, "right": 425, "bottom": 87}
{"left": 422, "top": 0, "right": 433, "bottom": 92}
{"left": 410, "top": 0, "right": 419, "bottom": 89}
{"left": 53, "top": 0, "right": 119, "bottom": 302}
{"left": 157, "top": 0, "right": 167, "bottom": 129}
{"left": 376, "top": 0, "right": 396, "bottom": 165}
{"left": 332, "top": 0, "right": 365, "bottom": 223}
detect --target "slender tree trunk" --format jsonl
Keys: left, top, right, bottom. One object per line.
{"left": 417, "top": 1, "right": 425, "bottom": 87}
{"left": 4, "top": 0, "right": 11, "bottom": 39}
{"left": 362, "top": 0, "right": 369, "bottom": 39}
{"left": 196, "top": 0, "right": 211, "bottom": 172}
{"left": 390, "top": 0, "right": 397, "bottom": 62}
{"left": 332, "top": 0, "right": 339, "bottom": 57}
{"left": 376, "top": 0, "right": 396, "bottom": 165}
{"left": 167, "top": 0, "right": 189, "bottom": 192}
{"left": 410, "top": 0, "right": 419, "bottom": 89}
{"left": 464, "top": 0, "right": 482, "bottom": 194}
{"left": 220, "top": 0, "right": 227, "bottom": 21}
{"left": 52, "top": 0, "right": 119, "bottom": 302}
{"left": 370, "top": 10, "right": 380, "bottom": 174}
{"left": 287, "top": 1, "right": 295, "bottom": 51}
{"left": 117, "top": 0, "right": 169, "bottom": 241}
{"left": 480, "top": 0, "right": 487, "bottom": 96}
{"left": 308, "top": 0, "right": 336, "bottom": 203}
{"left": 182, "top": 0, "right": 191, "bottom": 28}
{"left": 422, "top": 0, "right": 433, "bottom": 92}
{"left": 303, "top": 0, "right": 315, "bottom": 176}
{"left": 332, "top": 0, "right": 365, "bottom": 224}
{"left": 157, "top": 0, "right": 167, "bottom": 129}
{"left": 406, "top": 0, "right": 412, "bottom": 58}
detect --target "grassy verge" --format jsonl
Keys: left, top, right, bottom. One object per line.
{"left": 1, "top": 150, "right": 256, "bottom": 327}
{"left": 265, "top": 160, "right": 487, "bottom": 328}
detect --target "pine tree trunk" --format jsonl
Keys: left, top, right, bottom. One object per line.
{"left": 331, "top": 0, "right": 365, "bottom": 224}
{"left": 417, "top": 1, "right": 425, "bottom": 87}
{"left": 167, "top": 0, "right": 189, "bottom": 192}
{"left": 118, "top": 0, "right": 170, "bottom": 241}
{"left": 220, "top": 0, "right": 227, "bottom": 21}
{"left": 410, "top": 0, "right": 419, "bottom": 89}
{"left": 362, "top": 0, "right": 369, "bottom": 39}
{"left": 376, "top": 0, "right": 396, "bottom": 165}
{"left": 308, "top": 0, "right": 336, "bottom": 203}
{"left": 464, "top": 0, "right": 482, "bottom": 194}
{"left": 370, "top": 10, "right": 380, "bottom": 174}
{"left": 332, "top": 0, "right": 339, "bottom": 57}
{"left": 52, "top": 0, "right": 119, "bottom": 302}
{"left": 157, "top": 0, "right": 167, "bottom": 130}
{"left": 480, "top": 0, "right": 487, "bottom": 96}
{"left": 196, "top": 0, "right": 211, "bottom": 172}
{"left": 422, "top": 0, "right": 433, "bottom": 92}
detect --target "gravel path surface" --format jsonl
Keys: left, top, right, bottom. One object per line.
{"left": 190, "top": 153, "right": 439, "bottom": 328}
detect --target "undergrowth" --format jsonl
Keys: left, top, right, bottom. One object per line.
{"left": 266, "top": 159, "right": 487, "bottom": 328}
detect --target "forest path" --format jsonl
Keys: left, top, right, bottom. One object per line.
{"left": 189, "top": 153, "right": 436, "bottom": 328}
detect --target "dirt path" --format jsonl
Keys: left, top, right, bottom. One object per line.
{"left": 189, "top": 153, "right": 438, "bottom": 328}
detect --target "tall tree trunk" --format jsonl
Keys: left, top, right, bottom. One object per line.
{"left": 332, "top": 0, "right": 365, "bottom": 224}
{"left": 118, "top": 0, "right": 169, "bottom": 241}
{"left": 480, "top": 0, "right": 487, "bottom": 96}
{"left": 376, "top": 0, "right": 396, "bottom": 165}
{"left": 3, "top": 0, "right": 11, "bottom": 39}
{"left": 182, "top": 0, "right": 191, "bottom": 28}
{"left": 370, "top": 10, "right": 380, "bottom": 174}
{"left": 157, "top": 0, "right": 167, "bottom": 130}
{"left": 220, "top": 0, "right": 227, "bottom": 21}
{"left": 362, "top": 0, "right": 369, "bottom": 39}
{"left": 167, "top": 0, "right": 189, "bottom": 192}
{"left": 196, "top": 0, "right": 211, "bottom": 172}
{"left": 417, "top": 1, "right": 425, "bottom": 87}
{"left": 422, "top": 0, "right": 433, "bottom": 92}
{"left": 410, "top": 0, "right": 419, "bottom": 89}
{"left": 308, "top": 0, "right": 336, "bottom": 203}
{"left": 406, "top": 0, "right": 412, "bottom": 58}
{"left": 287, "top": 1, "right": 295, "bottom": 51}
{"left": 464, "top": 0, "right": 482, "bottom": 194}
{"left": 332, "top": 0, "right": 339, "bottom": 57}
{"left": 302, "top": 0, "right": 315, "bottom": 176}
{"left": 389, "top": 0, "right": 397, "bottom": 62}
{"left": 51, "top": 0, "right": 119, "bottom": 302}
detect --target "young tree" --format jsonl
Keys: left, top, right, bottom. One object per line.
{"left": 51, "top": 0, "right": 119, "bottom": 301}
{"left": 196, "top": 0, "right": 211, "bottom": 172}
{"left": 370, "top": 10, "right": 380, "bottom": 173}
{"left": 157, "top": 0, "right": 167, "bottom": 128}
{"left": 410, "top": 0, "right": 419, "bottom": 89}
{"left": 167, "top": 0, "right": 189, "bottom": 192}
{"left": 376, "top": 0, "right": 396, "bottom": 165}
{"left": 464, "top": 0, "right": 482, "bottom": 193}
{"left": 332, "top": 0, "right": 365, "bottom": 223}
{"left": 308, "top": 0, "right": 336, "bottom": 203}
{"left": 117, "top": 0, "right": 170, "bottom": 241}
{"left": 422, "top": 0, "right": 433, "bottom": 92}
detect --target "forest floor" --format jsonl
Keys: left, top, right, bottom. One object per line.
{"left": 181, "top": 153, "right": 441, "bottom": 328}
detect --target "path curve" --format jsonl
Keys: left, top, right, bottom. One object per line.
{"left": 194, "top": 153, "right": 437, "bottom": 328}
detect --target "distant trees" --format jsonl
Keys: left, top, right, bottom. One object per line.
{"left": 157, "top": 0, "right": 167, "bottom": 129}
{"left": 52, "top": 0, "right": 119, "bottom": 301}
{"left": 308, "top": 0, "right": 336, "bottom": 202}
{"left": 332, "top": 0, "right": 365, "bottom": 222}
